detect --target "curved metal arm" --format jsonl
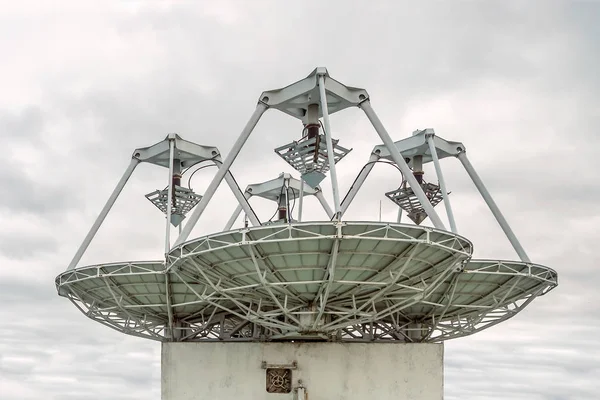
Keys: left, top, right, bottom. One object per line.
{"left": 340, "top": 152, "right": 380, "bottom": 216}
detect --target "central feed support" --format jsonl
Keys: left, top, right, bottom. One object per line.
{"left": 162, "top": 342, "right": 443, "bottom": 400}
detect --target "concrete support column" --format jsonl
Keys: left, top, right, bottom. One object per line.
{"left": 162, "top": 342, "right": 443, "bottom": 400}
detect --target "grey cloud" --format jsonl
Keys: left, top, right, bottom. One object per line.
{"left": 1, "top": 1, "right": 599, "bottom": 399}
{"left": 0, "top": 281, "right": 160, "bottom": 400}
{"left": 0, "top": 107, "right": 82, "bottom": 215}
{"left": 0, "top": 231, "right": 58, "bottom": 259}
{"left": 1, "top": 107, "right": 44, "bottom": 141}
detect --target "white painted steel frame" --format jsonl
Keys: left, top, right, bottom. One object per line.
{"left": 340, "top": 152, "right": 380, "bottom": 216}
{"left": 164, "top": 138, "right": 176, "bottom": 254}
{"left": 426, "top": 133, "right": 457, "bottom": 233}
{"left": 56, "top": 222, "right": 556, "bottom": 343}
{"left": 224, "top": 179, "right": 330, "bottom": 231}
{"left": 173, "top": 68, "right": 448, "bottom": 241}
{"left": 317, "top": 72, "right": 342, "bottom": 218}
{"left": 315, "top": 189, "right": 334, "bottom": 219}
{"left": 174, "top": 103, "right": 268, "bottom": 246}
{"left": 298, "top": 180, "right": 305, "bottom": 221}
{"left": 58, "top": 67, "right": 556, "bottom": 345}
{"left": 224, "top": 192, "right": 252, "bottom": 231}
{"left": 67, "top": 158, "right": 139, "bottom": 270}
{"left": 457, "top": 151, "right": 531, "bottom": 262}
{"left": 360, "top": 100, "right": 447, "bottom": 230}
{"left": 66, "top": 135, "right": 261, "bottom": 270}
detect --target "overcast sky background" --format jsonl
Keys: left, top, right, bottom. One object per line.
{"left": 1, "top": 1, "right": 599, "bottom": 399}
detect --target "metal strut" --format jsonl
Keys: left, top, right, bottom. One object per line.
{"left": 174, "top": 102, "right": 268, "bottom": 247}
{"left": 68, "top": 158, "right": 140, "bottom": 270}
{"left": 359, "top": 100, "right": 447, "bottom": 230}
{"left": 426, "top": 134, "right": 457, "bottom": 233}
{"left": 317, "top": 73, "right": 342, "bottom": 219}
{"left": 457, "top": 150, "right": 530, "bottom": 262}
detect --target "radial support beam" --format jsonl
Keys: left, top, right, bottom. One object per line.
{"left": 174, "top": 102, "right": 268, "bottom": 247}
{"left": 359, "top": 100, "right": 446, "bottom": 230}
{"left": 312, "top": 238, "right": 341, "bottom": 329}
{"left": 223, "top": 192, "right": 253, "bottom": 231}
{"left": 340, "top": 152, "right": 380, "bottom": 216}
{"left": 67, "top": 158, "right": 140, "bottom": 270}
{"left": 315, "top": 189, "right": 334, "bottom": 219}
{"left": 457, "top": 151, "right": 530, "bottom": 262}
{"left": 426, "top": 134, "right": 457, "bottom": 233}
{"left": 317, "top": 72, "right": 342, "bottom": 219}
{"left": 164, "top": 138, "right": 176, "bottom": 254}
{"left": 246, "top": 244, "right": 302, "bottom": 326}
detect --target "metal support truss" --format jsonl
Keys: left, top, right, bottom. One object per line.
{"left": 317, "top": 70, "right": 342, "bottom": 218}
{"left": 359, "top": 101, "right": 446, "bottom": 230}
{"left": 57, "top": 242, "right": 556, "bottom": 342}
{"left": 315, "top": 188, "right": 334, "bottom": 219}
{"left": 67, "top": 134, "right": 260, "bottom": 270}
{"left": 164, "top": 137, "right": 176, "bottom": 254}
{"left": 174, "top": 102, "right": 268, "bottom": 246}
{"left": 58, "top": 67, "right": 556, "bottom": 346}
{"left": 457, "top": 150, "right": 530, "bottom": 262}
{"left": 57, "top": 222, "right": 477, "bottom": 341}
{"left": 298, "top": 179, "right": 305, "bottom": 222}
{"left": 426, "top": 133, "right": 457, "bottom": 233}
{"left": 340, "top": 152, "right": 381, "bottom": 216}
{"left": 224, "top": 192, "right": 253, "bottom": 231}
{"left": 223, "top": 174, "right": 323, "bottom": 230}
{"left": 222, "top": 168, "right": 261, "bottom": 228}
{"left": 68, "top": 158, "right": 140, "bottom": 270}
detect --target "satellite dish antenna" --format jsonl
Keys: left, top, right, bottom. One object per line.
{"left": 56, "top": 68, "right": 557, "bottom": 399}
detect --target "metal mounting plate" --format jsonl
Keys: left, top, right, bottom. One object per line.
{"left": 374, "top": 130, "right": 466, "bottom": 167}
{"left": 134, "top": 134, "right": 220, "bottom": 168}
{"left": 246, "top": 173, "right": 317, "bottom": 201}
{"left": 259, "top": 67, "right": 369, "bottom": 122}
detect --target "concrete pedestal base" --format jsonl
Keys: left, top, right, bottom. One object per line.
{"left": 162, "top": 342, "right": 443, "bottom": 400}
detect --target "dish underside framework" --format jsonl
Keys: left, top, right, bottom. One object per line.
{"left": 57, "top": 222, "right": 556, "bottom": 342}
{"left": 56, "top": 68, "right": 557, "bottom": 343}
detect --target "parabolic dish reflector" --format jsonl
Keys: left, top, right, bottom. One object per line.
{"left": 55, "top": 222, "right": 556, "bottom": 342}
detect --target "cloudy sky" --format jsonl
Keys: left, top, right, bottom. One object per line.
{"left": 1, "top": 1, "right": 598, "bottom": 399}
